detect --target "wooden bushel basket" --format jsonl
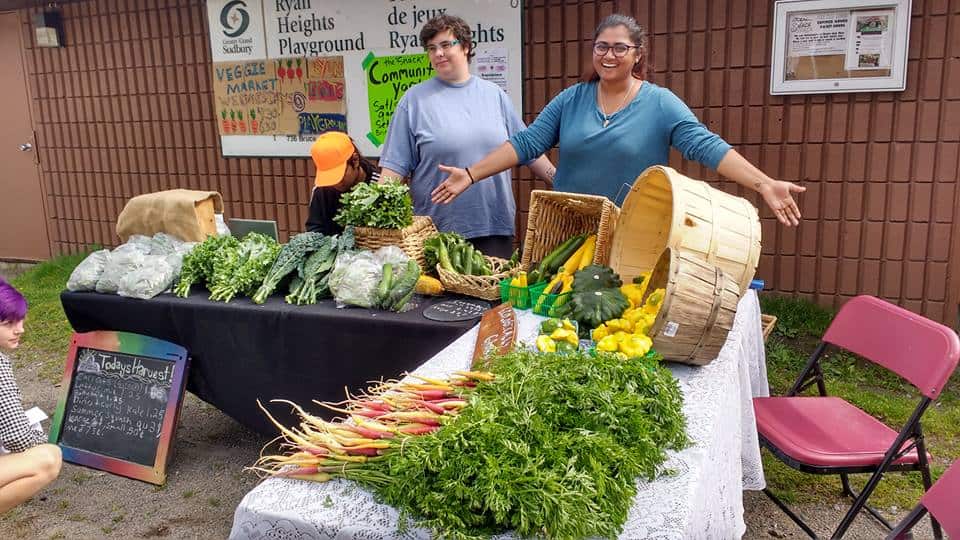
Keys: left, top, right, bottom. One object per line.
{"left": 353, "top": 215, "right": 438, "bottom": 272}
{"left": 520, "top": 190, "right": 619, "bottom": 272}
{"left": 608, "top": 166, "right": 761, "bottom": 294}
{"left": 645, "top": 248, "right": 742, "bottom": 365}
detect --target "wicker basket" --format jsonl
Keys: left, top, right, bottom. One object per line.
{"left": 608, "top": 166, "right": 762, "bottom": 294}
{"left": 520, "top": 190, "right": 620, "bottom": 274}
{"left": 437, "top": 256, "right": 518, "bottom": 301}
{"left": 353, "top": 215, "right": 438, "bottom": 271}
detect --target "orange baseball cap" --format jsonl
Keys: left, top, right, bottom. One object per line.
{"left": 311, "top": 131, "right": 355, "bottom": 187}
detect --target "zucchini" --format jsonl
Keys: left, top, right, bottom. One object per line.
{"left": 536, "top": 234, "right": 583, "bottom": 282}
{"left": 545, "top": 234, "right": 586, "bottom": 277}
{"left": 463, "top": 244, "right": 476, "bottom": 276}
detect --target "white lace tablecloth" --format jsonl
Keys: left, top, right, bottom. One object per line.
{"left": 231, "top": 290, "right": 768, "bottom": 540}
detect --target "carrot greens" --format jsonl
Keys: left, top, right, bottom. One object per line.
{"left": 372, "top": 349, "right": 688, "bottom": 539}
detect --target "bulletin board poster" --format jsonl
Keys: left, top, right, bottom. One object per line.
{"left": 771, "top": 0, "right": 910, "bottom": 95}
{"left": 205, "top": 0, "right": 523, "bottom": 157}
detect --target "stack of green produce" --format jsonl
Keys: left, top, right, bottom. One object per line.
{"left": 174, "top": 233, "right": 281, "bottom": 303}
{"left": 333, "top": 180, "right": 414, "bottom": 229}
{"left": 252, "top": 228, "right": 354, "bottom": 305}
{"left": 284, "top": 228, "right": 355, "bottom": 305}
{"left": 423, "top": 232, "right": 493, "bottom": 276}
{"left": 555, "top": 265, "right": 631, "bottom": 338}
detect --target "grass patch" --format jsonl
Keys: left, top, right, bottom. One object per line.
{"left": 760, "top": 294, "right": 960, "bottom": 511}
{"left": 9, "top": 251, "right": 90, "bottom": 382}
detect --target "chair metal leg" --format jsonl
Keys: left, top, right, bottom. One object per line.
{"left": 763, "top": 488, "right": 818, "bottom": 538}
{"left": 914, "top": 434, "right": 943, "bottom": 540}
{"left": 885, "top": 505, "right": 927, "bottom": 540}
{"left": 842, "top": 482, "right": 894, "bottom": 530}
{"left": 840, "top": 473, "right": 853, "bottom": 497}
{"left": 833, "top": 468, "right": 889, "bottom": 539}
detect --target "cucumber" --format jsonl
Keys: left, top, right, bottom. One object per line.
{"left": 438, "top": 241, "right": 454, "bottom": 272}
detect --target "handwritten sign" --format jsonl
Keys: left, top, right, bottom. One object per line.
{"left": 50, "top": 331, "right": 188, "bottom": 485}
{"left": 422, "top": 299, "right": 490, "bottom": 323}
{"left": 211, "top": 56, "right": 346, "bottom": 137}
{"left": 472, "top": 303, "right": 517, "bottom": 370}
{"left": 362, "top": 53, "right": 434, "bottom": 146}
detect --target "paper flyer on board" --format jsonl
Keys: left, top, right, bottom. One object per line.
{"left": 845, "top": 9, "right": 895, "bottom": 69}
{"left": 476, "top": 48, "right": 509, "bottom": 94}
{"left": 787, "top": 10, "right": 850, "bottom": 58}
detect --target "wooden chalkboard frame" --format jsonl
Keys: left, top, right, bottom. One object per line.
{"left": 49, "top": 331, "right": 189, "bottom": 485}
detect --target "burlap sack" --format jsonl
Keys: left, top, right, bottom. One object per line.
{"left": 116, "top": 189, "right": 224, "bottom": 242}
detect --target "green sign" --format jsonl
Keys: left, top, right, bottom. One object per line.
{"left": 363, "top": 52, "right": 434, "bottom": 147}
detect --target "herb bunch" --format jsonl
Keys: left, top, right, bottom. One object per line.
{"left": 334, "top": 180, "right": 414, "bottom": 229}
{"left": 371, "top": 349, "right": 689, "bottom": 539}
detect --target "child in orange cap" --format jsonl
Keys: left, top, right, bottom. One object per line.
{"left": 305, "top": 131, "right": 379, "bottom": 235}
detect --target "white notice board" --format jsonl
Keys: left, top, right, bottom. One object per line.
{"left": 206, "top": 0, "right": 524, "bottom": 157}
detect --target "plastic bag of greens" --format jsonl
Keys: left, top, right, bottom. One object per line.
{"left": 374, "top": 245, "right": 409, "bottom": 267}
{"left": 149, "top": 232, "right": 185, "bottom": 255}
{"left": 95, "top": 247, "right": 146, "bottom": 294}
{"left": 123, "top": 235, "right": 154, "bottom": 254}
{"left": 328, "top": 250, "right": 383, "bottom": 308}
{"left": 117, "top": 256, "right": 176, "bottom": 300}
{"left": 66, "top": 249, "right": 112, "bottom": 292}
{"left": 164, "top": 241, "right": 197, "bottom": 279}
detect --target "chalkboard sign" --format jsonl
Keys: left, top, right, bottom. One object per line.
{"left": 49, "top": 331, "right": 188, "bottom": 485}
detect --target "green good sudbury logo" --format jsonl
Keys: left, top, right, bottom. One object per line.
{"left": 220, "top": 0, "right": 250, "bottom": 38}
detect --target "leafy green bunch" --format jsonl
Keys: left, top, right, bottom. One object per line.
{"left": 334, "top": 180, "right": 414, "bottom": 229}
{"left": 173, "top": 234, "right": 240, "bottom": 297}
{"left": 371, "top": 349, "right": 689, "bottom": 539}
{"left": 207, "top": 232, "right": 281, "bottom": 302}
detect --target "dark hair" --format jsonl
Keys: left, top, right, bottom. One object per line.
{"left": 0, "top": 279, "right": 27, "bottom": 323}
{"left": 585, "top": 14, "right": 649, "bottom": 81}
{"left": 345, "top": 139, "right": 377, "bottom": 183}
{"left": 419, "top": 14, "right": 475, "bottom": 63}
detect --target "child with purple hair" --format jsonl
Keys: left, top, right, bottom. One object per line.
{"left": 0, "top": 279, "right": 61, "bottom": 513}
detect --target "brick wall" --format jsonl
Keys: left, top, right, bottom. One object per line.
{"left": 15, "top": 0, "right": 960, "bottom": 323}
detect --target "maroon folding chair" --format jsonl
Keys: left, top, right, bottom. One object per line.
{"left": 887, "top": 458, "right": 960, "bottom": 539}
{"left": 754, "top": 295, "right": 960, "bottom": 539}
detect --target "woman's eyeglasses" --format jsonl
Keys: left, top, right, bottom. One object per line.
{"left": 593, "top": 42, "right": 638, "bottom": 57}
{"left": 425, "top": 40, "right": 461, "bottom": 54}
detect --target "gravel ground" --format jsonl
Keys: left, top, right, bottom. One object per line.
{"left": 0, "top": 352, "right": 941, "bottom": 539}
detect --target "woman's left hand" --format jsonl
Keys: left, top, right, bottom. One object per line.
{"left": 431, "top": 165, "right": 472, "bottom": 204}
{"left": 758, "top": 180, "right": 806, "bottom": 226}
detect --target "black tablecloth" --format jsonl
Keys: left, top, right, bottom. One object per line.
{"left": 60, "top": 291, "right": 478, "bottom": 435}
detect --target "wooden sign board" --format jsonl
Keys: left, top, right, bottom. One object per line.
{"left": 471, "top": 303, "right": 517, "bottom": 370}
{"left": 49, "top": 331, "right": 189, "bottom": 485}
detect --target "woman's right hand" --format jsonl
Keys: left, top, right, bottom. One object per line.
{"left": 431, "top": 165, "right": 473, "bottom": 204}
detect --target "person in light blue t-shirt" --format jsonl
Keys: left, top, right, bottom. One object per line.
{"left": 431, "top": 14, "right": 806, "bottom": 227}
{"left": 379, "top": 15, "right": 555, "bottom": 259}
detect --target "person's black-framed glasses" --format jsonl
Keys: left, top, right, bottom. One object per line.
{"left": 425, "top": 40, "right": 461, "bottom": 54}
{"left": 593, "top": 42, "right": 638, "bottom": 57}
